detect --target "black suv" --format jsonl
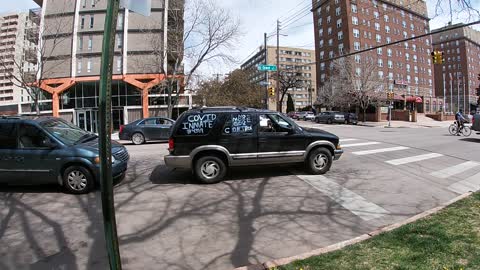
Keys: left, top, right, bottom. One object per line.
{"left": 0, "top": 116, "right": 129, "bottom": 194}
{"left": 165, "top": 107, "right": 343, "bottom": 183}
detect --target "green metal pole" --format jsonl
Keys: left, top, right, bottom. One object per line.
{"left": 98, "top": 0, "right": 122, "bottom": 269}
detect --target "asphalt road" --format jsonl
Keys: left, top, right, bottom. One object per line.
{"left": 1, "top": 122, "right": 480, "bottom": 270}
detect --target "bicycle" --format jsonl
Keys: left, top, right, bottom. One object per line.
{"left": 448, "top": 121, "right": 472, "bottom": 136}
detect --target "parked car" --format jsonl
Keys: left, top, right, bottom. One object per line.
{"left": 0, "top": 116, "right": 129, "bottom": 194}
{"left": 472, "top": 114, "right": 480, "bottom": 133}
{"left": 164, "top": 107, "right": 343, "bottom": 183}
{"left": 294, "top": 111, "right": 309, "bottom": 120}
{"left": 119, "top": 117, "right": 175, "bottom": 145}
{"left": 303, "top": 112, "right": 315, "bottom": 121}
{"left": 287, "top": 111, "right": 299, "bottom": 119}
{"left": 314, "top": 111, "right": 345, "bottom": 124}
{"left": 343, "top": 113, "right": 358, "bottom": 125}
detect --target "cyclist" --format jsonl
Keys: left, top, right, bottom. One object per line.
{"left": 455, "top": 109, "right": 467, "bottom": 135}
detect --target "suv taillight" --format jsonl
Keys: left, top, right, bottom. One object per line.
{"left": 168, "top": 138, "right": 174, "bottom": 151}
{"left": 119, "top": 125, "right": 124, "bottom": 134}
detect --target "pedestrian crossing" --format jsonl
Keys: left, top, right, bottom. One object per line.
{"left": 339, "top": 137, "right": 480, "bottom": 194}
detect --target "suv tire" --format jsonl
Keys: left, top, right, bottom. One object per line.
{"left": 306, "top": 148, "right": 332, "bottom": 175}
{"left": 132, "top": 132, "right": 145, "bottom": 145}
{"left": 327, "top": 119, "right": 333, "bottom": 124}
{"left": 194, "top": 156, "right": 227, "bottom": 184}
{"left": 63, "top": 165, "right": 94, "bottom": 194}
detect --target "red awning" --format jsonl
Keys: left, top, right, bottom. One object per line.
{"left": 405, "top": 96, "right": 423, "bottom": 103}
{"left": 393, "top": 94, "right": 404, "bottom": 101}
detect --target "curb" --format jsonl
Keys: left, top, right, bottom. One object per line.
{"left": 234, "top": 191, "right": 473, "bottom": 270}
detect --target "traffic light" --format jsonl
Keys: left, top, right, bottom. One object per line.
{"left": 439, "top": 51, "right": 445, "bottom": 64}
{"left": 387, "top": 91, "right": 394, "bottom": 100}
{"left": 431, "top": 51, "right": 445, "bottom": 64}
{"left": 431, "top": 51, "right": 437, "bottom": 64}
{"left": 268, "top": 86, "right": 275, "bottom": 97}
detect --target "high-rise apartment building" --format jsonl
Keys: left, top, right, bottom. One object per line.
{"left": 241, "top": 46, "right": 316, "bottom": 111}
{"left": 33, "top": 0, "right": 188, "bottom": 132}
{"left": 0, "top": 10, "right": 40, "bottom": 115}
{"left": 312, "top": 0, "right": 434, "bottom": 113}
{"left": 432, "top": 23, "right": 480, "bottom": 113}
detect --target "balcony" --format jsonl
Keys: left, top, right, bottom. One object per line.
{"left": 24, "top": 49, "right": 37, "bottom": 64}
{"left": 26, "top": 27, "right": 39, "bottom": 43}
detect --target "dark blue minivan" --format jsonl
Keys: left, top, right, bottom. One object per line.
{"left": 0, "top": 116, "right": 129, "bottom": 194}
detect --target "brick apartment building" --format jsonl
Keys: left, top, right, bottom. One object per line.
{"left": 0, "top": 10, "right": 40, "bottom": 115}
{"left": 312, "top": 0, "right": 436, "bottom": 113}
{"left": 432, "top": 23, "right": 480, "bottom": 114}
{"left": 241, "top": 46, "right": 316, "bottom": 111}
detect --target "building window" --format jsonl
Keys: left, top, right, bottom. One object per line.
{"left": 318, "top": 18, "right": 322, "bottom": 26}
{"left": 375, "top": 22, "right": 380, "bottom": 31}
{"left": 81, "top": 15, "right": 85, "bottom": 29}
{"left": 354, "top": 41, "right": 360, "bottom": 51}
{"left": 319, "top": 29, "right": 323, "bottom": 37}
{"left": 403, "top": 31, "right": 407, "bottom": 38}
{"left": 385, "top": 26, "right": 390, "bottom": 33}
{"left": 328, "top": 39, "right": 333, "bottom": 46}
{"left": 116, "top": 34, "right": 123, "bottom": 49}
{"left": 353, "top": 28, "right": 359, "bottom": 38}
{"left": 376, "top": 34, "right": 381, "bottom": 43}
{"left": 412, "top": 44, "right": 416, "bottom": 51}
{"left": 338, "top": 43, "right": 344, "bottom": 54}
{"left": 378, "top": 59, "right": 383, "bottom": 67}
{"left": 377, "top": 47, "right": 382, "bottom": 55}
{"left": 355, "top": 68, "right": 361, "bottom": 76}
{"left": 413, "top": 55, "right": 417, "bottom": 62}
{"left": 91, "top": 0, "right": 96, "bottom": 7}
{"left": 386, "top": 37, "right": 391, "bottom": 43}
{"left": 328, "top": 27, "right": 332, "bottom": 35}
{"left": 320, "top": 51, "right": 324, "bottom": 59}
{"left": 374, "top": 11, "right": 379, "bottom": 19}
{"left": 405, "top": 53, "right": 410, "bottom": 61}
{"left": 87, "top": 58, "right": 92, "bottom": 72}
{"left": 116, "top": 57, "right": 122, "bottom": 72}
{"left": 78, "top": 36, "right": 83, "bottom": 50}
{"left": 90, "top": 15, "right": 94, "bottom": 28}
{"left": 355, "top": 55, "right": 361, "bottom": 63}
{"left": 88, "top": 35, "right": 93, "bottom": 50}
{"left": 117, "top": 13, "right": 124, "bottom": 29}
{"left": 336, "top": 7, "right": 341, "bottom": 16}
{"left": 82, "top": 0, "right": 86, "bottom": 8}
{"left": 410, "top": 24, "right": 414, "bottom": 31}
{"left": 338, "top": 31, "right": 343, "bottom": 40}
{"left": 406, "top": 64, "right": 410, "bottom": 72}
{"left": 326, "top": 5, "right": 330, "bottom": 12}
{"left": 384, "top": 15, "right": 389, "bottom": 22}
{"left": 351, "top": 4, "right": 357, "bottom": 13}
{"left": 388, "top": 60, "right": 393, "bottom": 68}
{"left": 337, "top": 19, "right": 342, "bottom": 28}
{"left": 415, "top": 77, "right": 419, "bottom": 84}
{"left": 378, "top": 71, "right": 384, "bottom": 79}
{"left": 327, "top": 16, "right": 331, "bottom": 24}
{"left": 320, "top": 63, "right": 325, "bottom": 71}
{"left": 319, "top": 40, "right": 324, "bottom": 48}
{"left": 352, "top": 16, "right": 358, "bottom": 25}
{"left": 77, "top": 57, "right": 82, "bottom": 73}
{"left": 329, "top": 51, "right": 334, "bottom": 58}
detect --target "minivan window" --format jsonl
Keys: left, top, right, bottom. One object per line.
{"left": 0, "top": 122, "right": 17, "bottom": 149}
{"left": 18, "top": 124, "right": 51, "bottom": 149}
{"left": 177, "top": 113, "right": 218, "bottom": 135}
{"left": 41, "top": 119, "right": 90, "bottom": 145}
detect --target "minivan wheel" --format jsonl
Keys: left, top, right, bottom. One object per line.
{"left": 194, "top": 156, "right": 227, "bottom": 184}
{"left": 63, "top": 166, "right": 94, "bottom": 194}
{"left": 306, "top": 148, "right": 332, "bottom": 175}
{"left": 132, "top": 132, "right": 145, "bottom": 145}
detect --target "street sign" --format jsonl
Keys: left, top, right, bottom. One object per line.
{"left": 258, "top": 64, "right": 277, "bottom": 71}
{"left": 120, "top": 0, "right": 151, "bottom": 16}
{"left": 259, "top": 81, "right": 271, "bottom": 86}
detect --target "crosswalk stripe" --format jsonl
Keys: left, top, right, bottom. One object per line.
{"left": 340, "top": 139, "right": 359, "bottom": 142}
{"left": 448, "top": 172, "right": 480, "bottom": 194}
{"left": 430, "top": 161, "right": 480, "bottom": 179}
{"left": 386, "top": 153, "right": 444, "bottom": 165}
{"left": 295, "top": 173, "right": 390, "bottom": 221}
{"left": 352, "top": 146, "right": 410, "bottom": 156}
{"left": 341, "top": 142, "right": 380, "bottom": 148}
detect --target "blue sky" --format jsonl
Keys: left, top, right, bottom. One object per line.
{"left": 2, "top": 0, "right": 480, "bottom": 77}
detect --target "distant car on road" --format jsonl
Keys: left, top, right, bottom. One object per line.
{"left": 119, "top": 117, "right": 174, "bottom": 145}
{"left": 287, "top": 111, "right": 299, "bottom": 119}
{"left": 343, "top": 113, "right": 358, "bottom": 125}
{"left": 315, "top": 111, "right": 345, "bottom": 124}
{"left": 0, "top": 116, "right": 129, "bottom": 194}
{"left": 294, "top": 111, "right": 308, "bottom": 120}
{"left": 303, "top": 112, "right": 315, "bottom": 121}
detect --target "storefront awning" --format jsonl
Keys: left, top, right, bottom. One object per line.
{"left": 405, "top": 96, "right": 423, "bottom": 103}
{"left": 393, "top": 94, "right": 404, "bottom": 101}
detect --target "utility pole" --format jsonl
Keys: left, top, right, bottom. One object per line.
{"left": 443, "top": 73, "right": 446, "bottom": 113}
{"left": 264, "top": 32, "right": 268, "bottom": 109}
{"left": 276, "top": 19, "right": 280, "bottom": 112}
{"left": 98, "top": 0, "right": 122, "bottom": 269}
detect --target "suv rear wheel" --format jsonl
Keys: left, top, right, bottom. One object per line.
{"left": 63, "top": 165, "right": 94, "bottom": 194}
{"left": 194, "top": 156, "right": 227, "bottom": 184}
{"left": 306, "top": 148, "right": 332, "bottom": 175}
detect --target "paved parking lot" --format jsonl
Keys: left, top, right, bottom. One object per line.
{"left": 1, "top": 123, "right": 480, "bottom": 270}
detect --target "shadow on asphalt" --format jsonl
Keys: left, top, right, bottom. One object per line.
{"left": 460, "top": 137, "right": 480, "bottom": 143}
{"left": 0, "top": 184, "right": 63, "bottom": 194}
{"left": 149, "top": 164, "right": 300, "bottom": 185}
{"left": 118, "top": 140, "right": 168, "bottom": 146}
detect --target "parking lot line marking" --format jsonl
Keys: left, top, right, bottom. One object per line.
{"left": 340, "top": 139, "right": 359, "bottom": 142}
{"left": 430, "top": 161, "right": 480, "bottom": 179}
{"left": 352, "top": 146, "right": 410, "bottom": 156}
{"left": 386, "top": 153, "right": 444, "bottom": 166}
{"left": 341, "top": 142, "right": 381, "bottom": 148}
{"left": 447, "top": 172, "right": 480, "bottom": 194}
{"left": 295, "top": 174, "right": 390, "bottom": 221}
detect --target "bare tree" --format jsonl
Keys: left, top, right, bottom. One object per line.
{"left": 316, "top": 76, "right": 350, "bottom": 111}
{"left": 332, "top": 53, "right": 386, "bottom": 122}
{"left": 433, "top": 0, "right": 480, "bottom": 23}
{"left": 196, "top": 69, "right": 263, "bottom": 108}
{"left": 133, "top": 0, "right": 241, "bottom": 118}
{"left": 275, "top": 68, "right": 304, "bottom": 113}
{"left": 0, "top": 8, "right": 71, "bottom": 115}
